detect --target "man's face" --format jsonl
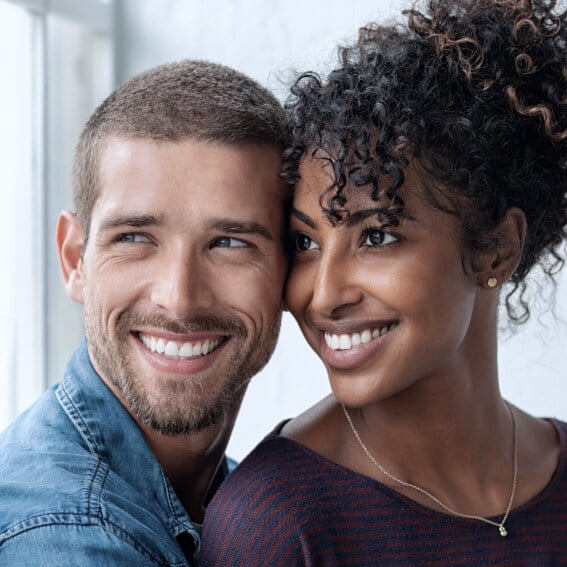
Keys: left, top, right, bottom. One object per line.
{"left": 62, "top": 137, "right": 287, "bottom": 435}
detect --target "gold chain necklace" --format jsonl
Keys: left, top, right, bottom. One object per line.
{"left": 342, "top": 402, "right": 518, "bottom": 537}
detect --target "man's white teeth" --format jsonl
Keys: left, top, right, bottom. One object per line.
{"left": 140, "top": 334, "right": 222, "bottom": 359}
{"left": 325, "top": 323, "right": 397, "bottom": 351}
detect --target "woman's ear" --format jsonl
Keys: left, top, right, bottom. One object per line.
{"left": 478, "top": 207, "right": 527, "bottom": 289}
{"left": 56, "top": 211, "right": 86, "bottom": 304}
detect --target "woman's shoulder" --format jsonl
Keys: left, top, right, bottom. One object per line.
{"left": 552, "top": 417, "right": 567, "bottom": 437}
{"left": 280, "top": 394, "right": 347, "bottom": 458}
{"left": 210, "top": 397, "right": 356, "bottom": 504}
{"left": 201, "top": 421, "right": 356, "bottom": 567}
{"left": 550, "top": 417, "right": 567, "bottom": 476}
{"left": 224, "top": 414, "right": 339, "bottom": 488}
{"left": 230, "top": 427, "right": 314, "bottom": 482}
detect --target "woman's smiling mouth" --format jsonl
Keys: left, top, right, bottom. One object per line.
{"left": 324, "top": 323, "right": 398, "bottom": 351}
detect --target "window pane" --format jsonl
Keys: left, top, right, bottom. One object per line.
{"left": 45, "top": 13, "right": 113, "bottom": 385}
{"left": 0, "top": 2, "right": 38, "bottom": 430}
{"left": 0, "top": 1, "right": 114, "bottom": 432}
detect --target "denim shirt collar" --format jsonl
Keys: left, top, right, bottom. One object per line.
{"left": 56, "top": 339, "right": 199, "bottom": 544}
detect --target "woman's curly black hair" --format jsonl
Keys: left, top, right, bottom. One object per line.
{"left": 283, "top": 0, "right": 567, "bottom": 323}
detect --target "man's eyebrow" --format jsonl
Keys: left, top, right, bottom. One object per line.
{"left": 290, "top": 208, "right": 316, "bottom": 229}
{"left": 208, "top": 219, "right": 274, "bottom": 241}
{"left": 98, "top": 214, "right": 163, "bottom": 232}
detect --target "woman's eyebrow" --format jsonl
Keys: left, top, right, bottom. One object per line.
{"left": 290, "top": 208, "right": 316, "bottom": 229}
{"left": 291, "top": 206, "right": 415, "bottom": 229}
{"left": 347, "top": 208, "right": 415, "bottom": 226}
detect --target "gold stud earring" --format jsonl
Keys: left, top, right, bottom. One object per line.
{"left": 487, "top": 277, "right": 498, "bottom": 288}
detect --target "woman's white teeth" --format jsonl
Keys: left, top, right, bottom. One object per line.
{"left": 140, "top": 334, "right": 221, "bottom": 358}
{"left": 325, "top": 324, "right": 397, "bottom": 351}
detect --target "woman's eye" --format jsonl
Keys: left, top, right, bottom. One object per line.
{"left": 293, "top": 233, "right": 319, "bottom": 252}
{"left": 212, "top": 237, "right": 248, "bottom": 248}
{"left": 118, "top": 233, "right": 151, "bottom": 243}
{"left": 362, "top": 229, "right": 398, "bottom": 248}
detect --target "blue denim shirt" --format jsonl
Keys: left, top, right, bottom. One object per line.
{"left": 0, "top": 340, "right": 231, "bottom": 566}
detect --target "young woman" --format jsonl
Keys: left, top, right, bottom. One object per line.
{"left": 200, "top": 1, "right": 567, "bottom": 564}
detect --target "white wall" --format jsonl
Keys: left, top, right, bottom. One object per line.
{"left": 113, "top": 0, "right": 567, "bottom": 461}
{"left": 115, "top": 0, "right": 406, "bottom": 100}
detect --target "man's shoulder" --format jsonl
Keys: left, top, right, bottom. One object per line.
{"left": 0, "top": 385, "right": 129, "bottom": 532}
{"left": 0, "top": 386, "right": 103, "bottom": 532}
{"left": 0, "top": 504, "right": 189, "bottom": 567}
{"left": 0, "top": 382, "right": 93, "bottom": 469}
{"left": 0, "top": 401, "right": 188, "bottom": 566}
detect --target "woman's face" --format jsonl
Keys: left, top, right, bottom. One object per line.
{"left": 285, "top": 156, "right": 483, "bottom": 407}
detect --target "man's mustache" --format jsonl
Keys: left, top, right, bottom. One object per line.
{"left": 116, "top": 311, "right": 247, "bottom": 338}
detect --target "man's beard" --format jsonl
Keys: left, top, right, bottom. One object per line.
{"left": 84, "top": 307, "right": 281, "bottom": 435}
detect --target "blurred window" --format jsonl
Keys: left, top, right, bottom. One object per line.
{"left": 0, "top": 0, "right": 113, "bottom": 431}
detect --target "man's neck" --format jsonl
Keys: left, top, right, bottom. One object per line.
{"left": 141, "top": 411, "right": 238, "bottom": 523}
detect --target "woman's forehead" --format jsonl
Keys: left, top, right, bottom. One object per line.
{"left": 295, "top": 153, "right": 434, "bottom": 203}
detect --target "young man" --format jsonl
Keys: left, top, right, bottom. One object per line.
{"left": 0, "top": 60, "right": 288, "bottom": 565}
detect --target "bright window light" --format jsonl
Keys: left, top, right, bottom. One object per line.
{"left": 0, "top": 0, "right": 113, "bottom": 432}
{"left": 0, "top": 1, "right": 37, "bottom": 430}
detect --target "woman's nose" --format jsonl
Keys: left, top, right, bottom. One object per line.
{"left": 309, "top": 251, "right": 363, "bottom": 318}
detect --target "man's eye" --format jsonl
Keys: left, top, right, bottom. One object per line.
{"left": 118, "top": 233, "right": 151, "bottom": 243}
{"left": 293, "top": 233, "right": 319, "bottom": 252}
{"left": 362, "top": 229, "right": 398, "bottom": 248}
{"left": 212, "top": 237, "right": 248, "bottom": 248}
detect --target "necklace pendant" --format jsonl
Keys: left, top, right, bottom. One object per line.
{"left": 499, "top": 525, "right": 508, "bottom": 537}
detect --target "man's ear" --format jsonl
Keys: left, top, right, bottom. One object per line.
{"left": 477, "top": 207, "right": 527, "bottom": 289}
{"left": 56, "top": 211, "right": 86, "bottom": 304}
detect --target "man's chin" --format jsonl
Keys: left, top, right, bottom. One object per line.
{"left": 142, "top": 410, "right": 223, "bottom": 436}
{"left": 126, "top": 391, "right": 229, "bottom": 436}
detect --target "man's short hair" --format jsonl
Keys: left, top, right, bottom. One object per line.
{"left": 73, "top": 59, "right": 287, "bottom": 237}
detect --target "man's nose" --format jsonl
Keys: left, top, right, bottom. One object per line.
{"left": 150, "top": 249, "right": 214, "bottom": 319}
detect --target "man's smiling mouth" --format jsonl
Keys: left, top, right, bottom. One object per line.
{"left": 138, "top": 332, "right": 225, "bottom": 359}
